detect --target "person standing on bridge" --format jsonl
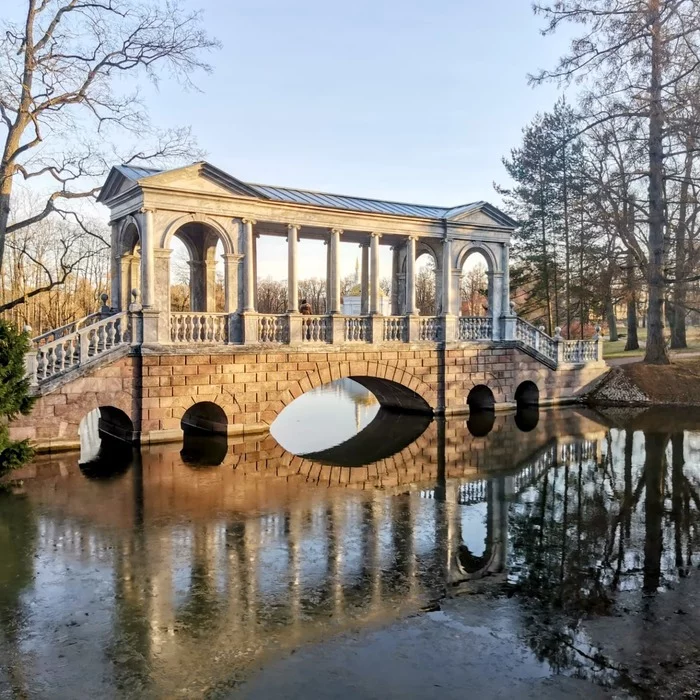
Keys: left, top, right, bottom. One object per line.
{"left": 300, "top": 299, "right": 312, "bottom": 315}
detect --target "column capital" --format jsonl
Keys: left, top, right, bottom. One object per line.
{"left": 223, "top": 253, "right": 243, "bottom": 262}
{"left": 153, "top": 247, "right": 172, "bottom": 258}
{"left": 370, "top": 231, "right": 382, "bottom": 239}
{"left": 407, "top": 234, "right": 419, "bottom": 242}
{"left": 139, "top": 207, "right": 156, "bottom": 215}
{"left": 359, "top": 241, "right": 370, "bottom": 249}
{"left": 287, "top": 223, "right": 301, "bottom": 232}
{"left": 242, "top": 217, "right": 257, "bottom": 225}
{"left": 330, "top": 227, "right": 343, "bottom": 235}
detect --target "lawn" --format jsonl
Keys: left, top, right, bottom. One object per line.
{"left": 603, "top": 326, "right": 700, "bottom": 359}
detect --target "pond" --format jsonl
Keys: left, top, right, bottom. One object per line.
{"left": 1, "top": 381, "right": 700, "bottom": 698}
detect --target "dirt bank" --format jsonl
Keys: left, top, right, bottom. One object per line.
{"left": 588, "top": 359, "right": 700, "bottom": 406}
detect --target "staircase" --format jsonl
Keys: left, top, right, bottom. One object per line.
{"left": 27, "top": 311, "right": 132, "bottom": 391}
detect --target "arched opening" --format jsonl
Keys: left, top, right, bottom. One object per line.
{"left": 414, "top": 249, "right": 438, "bottom": 316}
{"left": 78, "top": 406, "right": 135, "bottom": 471}
{"left": 119, "top": 220, "right": 140, "bottom": 310}
{"left": 270, "top": 377, "right": 431, "bottom": 460}
{"left": 169, "top": 223, "right": 227, "bottom": 313}
{"left": 181, "top": 402, "right": 228, "bottom": 435}
{"left": 514, "top": 380, "right": 540, "bottom": 407}
{"left": 459, "top": 250, "right": 490, "bottom": 317}
{"left": 467, "top": 385, "right": 495, "bottom": 411}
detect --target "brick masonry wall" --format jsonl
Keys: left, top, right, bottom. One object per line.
{"left": 10, "top": 343, "right": 608, "bottom": 449}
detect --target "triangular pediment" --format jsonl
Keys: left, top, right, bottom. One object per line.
{"left": 445, "top": 202, "right": 518, "bottom": 228}
{"left": 138, "top": 162, "right": 266, "bottom": 200}
{"left": 98, "top": 162, "right": 268, "bottom": 204}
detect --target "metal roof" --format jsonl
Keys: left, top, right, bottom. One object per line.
{"left": 250, "top": 183, "right": 451, "bottom": 219}
{"left": 100, "top": 162, "right": 517, "bottom": 226}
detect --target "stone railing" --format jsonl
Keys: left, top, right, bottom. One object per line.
{"left": 32, "top": 312, "right": 104, "bottom": 347}
{"left": 563, "top": 339, "right": 599, "bottom": 364}
{"left": 418, "top": 317, "right": 440, "bottom": 342}
{"left": 515, "top": 318, "right": 557, "bottom": 362}
{"left": 30, "top": 312, "right": 130, "bottom": 385}
{"left": 170, "top": 312, "right": 228, "bottom": 343}
{"left": 458, "top": 316, "right": 492, "bottom": 341}
{"left": 300, "top": 315, "right": 330, "bottom": 343}
{"left": 258, "top": 314, "right": 289, "bottom": 343}
{"left": 345, "top": 316, "right": 371, "bottom": 342}
{"left": 383, "top": 316, "right": 407, "bottom": 342}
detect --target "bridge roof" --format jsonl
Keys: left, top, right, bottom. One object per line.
{"left": 99, "top": 162, "right": 518, "bottom": 227}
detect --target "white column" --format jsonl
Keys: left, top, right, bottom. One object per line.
{"left": 287, "top": 224, "right": 300, "bottom": 312}
{"left": 223, "top": 254, "right": 241, "bottom": 313}
{"left": 242, "top": 218, "right": 256, "bottom": 312}
{"left": 140, "top": 208, "right": 155, "bottom": 308}
{"left": 441, "top": 237, "right": 452, "bottom": 316}
{"left": 405, "top": 236, "right": 418, "bottom": 315}
{"left": 110, "top": 221, "right": 120, "bottom": 310}
{"left": 370, "top": 231, "right": 381, "bottom": 315}
{"left": 501, "top": 242, "right": 512, "bottom": 315}
{"left": 330, "top": 228, "right": 342, "bottom": 314}
{"left": 360, "top": 243, "right": 369, "bottom": 315}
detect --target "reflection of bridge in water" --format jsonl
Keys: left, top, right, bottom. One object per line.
{"left": 12, "top": 409, "right": 607, "bottom": 696}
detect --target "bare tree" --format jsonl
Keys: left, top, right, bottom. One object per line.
{"left": 0, "top": 0, "right": 219, "bottom": 307}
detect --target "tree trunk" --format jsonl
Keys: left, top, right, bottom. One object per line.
{"left": 644, "top": 0, "right": 670, "bottom": 364}
{"left": 605, "top": 295, "right": 618, "bottom": 342}
{"left": 670, "top": 139, "right": 693, "bottom": 349}
{"left": 624, "top": 201, "right": 639, "bottom": 350}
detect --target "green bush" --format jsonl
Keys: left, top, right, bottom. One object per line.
{"left": 0, "top": 321, "right": 36, "bottom": 480}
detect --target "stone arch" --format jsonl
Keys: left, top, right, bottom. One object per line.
{"left": 118, "top": 215, "right": 141, "bottom": 256}
{"left": 181, "top": 401, "right": 228, "bottom": 434}
{"left": 454, "top": 242, "right": 499, "bottom": 274}
{"left": 261, "top": 362, "right": 437, "bottom": 426}
{"left": 467, "top": 384, "right": 495, "bottom": 411}
{"left": 172, "top": 391, "right": 240, "bottom": 430}
{"left": 78, "top": 405, "right": 136, "bottom": 466}
{"left": 514, "top": 380, "right": 540, "bottom": 407}
{"left": 160, "top": 213, "right": 236, "bottom": 255}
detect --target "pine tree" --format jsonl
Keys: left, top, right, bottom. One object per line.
{"left": 0, "top": 321, "right": 35, "bottom": 481}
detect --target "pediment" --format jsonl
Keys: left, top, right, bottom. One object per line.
{"left": 445, "top": 202, "right": 518, "bottom": 229}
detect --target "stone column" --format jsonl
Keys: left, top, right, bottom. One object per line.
{"left": 325, "top": 240, "right": 332, "bottom": 313}
{"left": 188, "top": 260, "right": 206, "bottom": 312}
{"left": 405, "top": 236, "right": 418, "bottom": 315}
{"left": 490, "top": 271, "right": 503, "bottom": 340}
{"left": 140, "top": 208, "right": 155, "bottom": 308}
{"left": 329, "top": 228, "right": 342, "bottom": 314}
{"left": 120, "top": 254, "right": 135, "bottom": 311}
{"left": 501, "top": 243, "right": 515, "bottom": 340}
{"left": 242, "top": 218, "right": 256, "bottom": 312}
{"left": 391, "top": 246, "right": 401, "bottom": 315}
{"left": 153, "top": 248, "right": 172, "bottom": 342}
{"left": 204, "top": 259, "right": 218, "bottom": 312}
{"left": 110, "top": 221, "right": 120, "bottom": 310}
{"left": 223, "top": 254, "right": 241, "bottom": 313}
{"left": 360, "top": 243, "right": 369, "bottom": 315}
{"left": 287, "top": 224, "right": 300, "bottom": 313}
{"left": 441, "top": 238, "right": 456, "bottom": 340}
{"left": 370, "top": 232, "right": 382, "bottom": 315}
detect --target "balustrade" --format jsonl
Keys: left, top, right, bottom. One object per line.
{"left": 32, "top": 312, "right": 104, "bottom": 347}
{"left": 383, "top": 316, "right": 406, "bottom": 342}
{"left": 345, "top": 316, "right": 371, "bottom": 342}
{"left": 418, "top": 317, "right": 440, "bottom": 342}
{"left": 258, "top": 315, "right": 289, "bottom": 343}
{"left": 458, "top": 316, "right": 492, "bottom": 341}
{"left": 563, "top": 339, "right": 599, "bottom": 363}
{"left": 34, "top": 313, "right": 130, "bottom": 384}
{"left": 300, "top": 315, "right": 330, "bottom": 343}
{"left": 170, "top": 313, "right": 228, "bottom": 343}
{"left": 515, "top": 318, "right": 557, "bottom": 362}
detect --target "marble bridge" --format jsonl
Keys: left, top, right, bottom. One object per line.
{"left": 12, "top": 162, "right": 607, "bottom": 450}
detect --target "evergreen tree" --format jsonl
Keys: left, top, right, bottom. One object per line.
{"left": 0, "top": 321, "right": 35, "bottom": 481}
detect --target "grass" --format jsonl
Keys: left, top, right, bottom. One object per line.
{"left": 603, "top": 326, "right": 700, "bottom": 359}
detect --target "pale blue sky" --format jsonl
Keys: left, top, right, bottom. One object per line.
{"left": 150, "top": 1, "right": 573, "bottom": 280}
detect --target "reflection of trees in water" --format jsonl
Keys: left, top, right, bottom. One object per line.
{"left": 0, "top": 495, "right": 36, "bottom": 697}
{"left": 508, "top": 428, "right": 700, "bottom": 683}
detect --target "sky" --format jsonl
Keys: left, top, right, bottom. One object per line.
{"left": 14, "top": 0, "right": 576, "bottom": 283}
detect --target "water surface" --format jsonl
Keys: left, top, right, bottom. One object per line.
{"left": 2, "top": 389, "right": 700, "bottom": 698}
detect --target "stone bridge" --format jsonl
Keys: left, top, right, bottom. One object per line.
{"left": 12, "top": 162, "right": 607, "bottom": 450}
